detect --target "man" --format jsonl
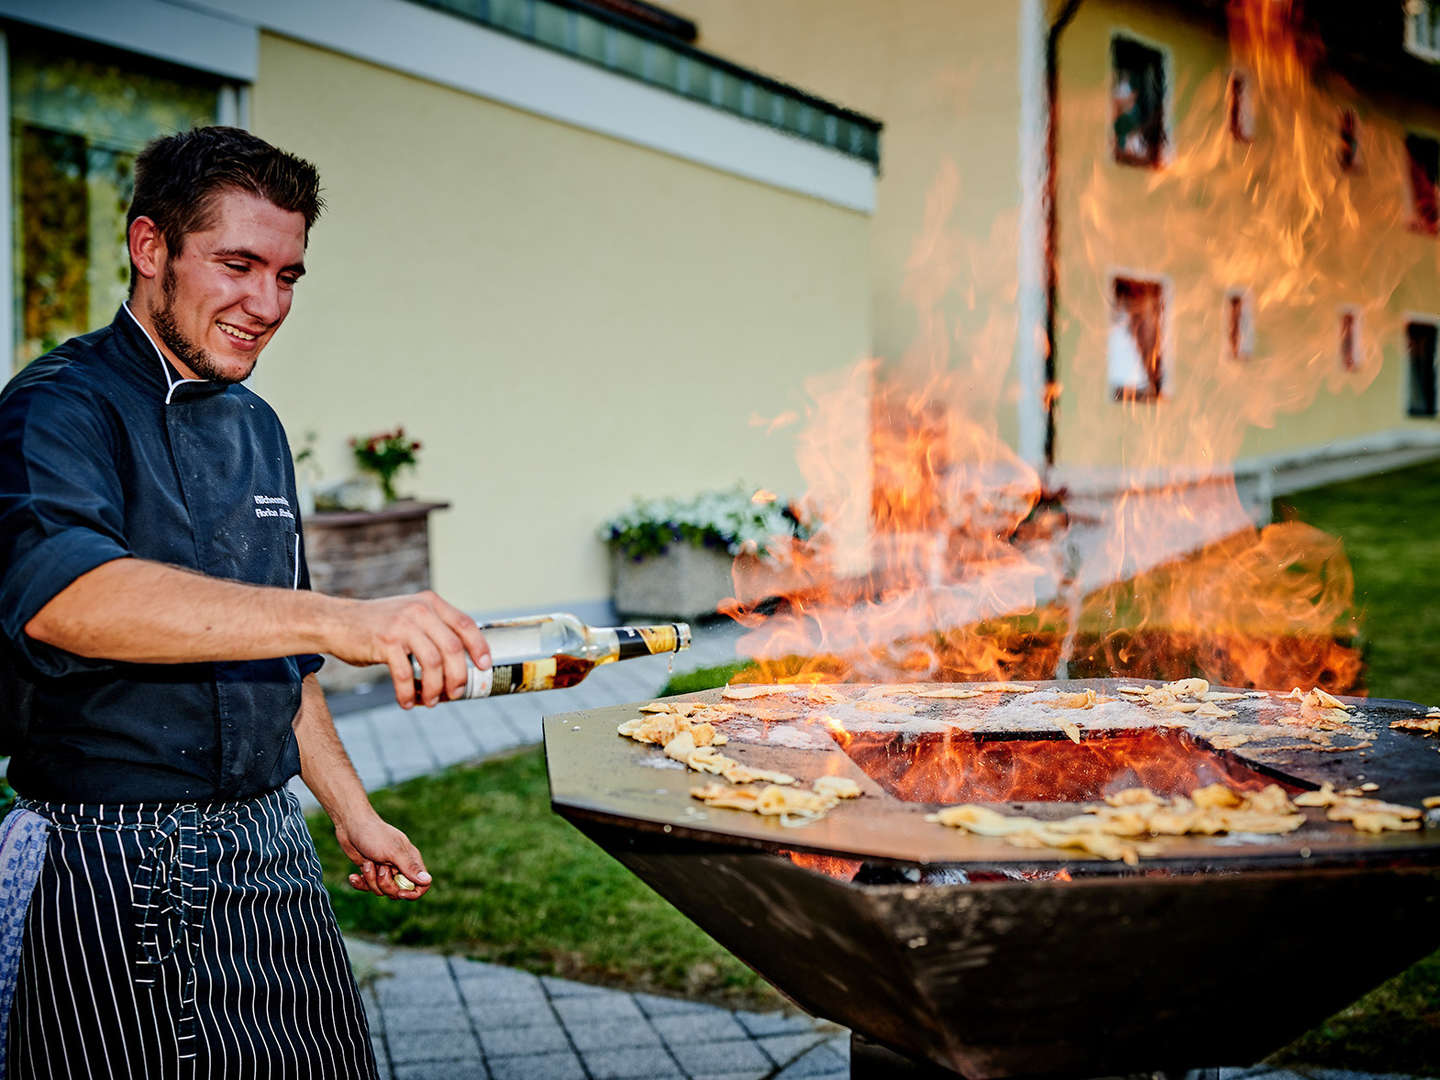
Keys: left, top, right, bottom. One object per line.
{"left": 0, "top": 126, "right": 488, "bottom": 1077}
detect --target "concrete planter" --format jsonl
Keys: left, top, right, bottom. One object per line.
{"left": 303, "top": 500, "right": 448, "bottom": 693}
{"left": 610, "top": 543, "right": 737, "bottom": 621}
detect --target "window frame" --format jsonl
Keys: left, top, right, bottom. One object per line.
{"left": 1224, "top": 288, "right": 1255, "bottom": 362}
{"left": 1404, "top": 129, "right": 1440, "bottom": 236}
{"left": 1403, "top": 312, "right": 1440, "bottom": 419}
{"left": 1108, "top": 29, "right": 1174, "bottom": 170}
{"left": 1226, "top": 69, "right": 1255, "bottom": 144}
{"left": 1405, "top": 0, "right": 1440, "bottom": 62}
{"left": 1107, "top": 270, "right": 1171, "bottom": 403}
{"left": 1338, "top": 305, "right": 1363, "bottom": 373}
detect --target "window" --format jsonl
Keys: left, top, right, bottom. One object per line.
{"left": 1109, "top": 277, "right": 1165, "bottom": 401}
{"left": 1227, "top": 72, "right": 1254, "bottom": 143}
{"left": 1339, "top": 308, "right": 1361, "bottom": 372}
{"left": 1338, "top": 109, "right": 1359, "bottom": 171}
{"left": 1406, "top": 133, "right": 1440, "bottom": 234}
{"left": 1408, "top": 322, "right": 1438, "bottom": 417}
{"left": 9, "top": 33, "right": 220, "bottom": 370}
{"left": 1111, "top": 36, "right": 1166, "bottom": 168}
{"left": 1225, "top": 290, "right": 1253, "bottom": 361}
{"left": 1406, "top": 0, "right": 1440, "bottom": 61}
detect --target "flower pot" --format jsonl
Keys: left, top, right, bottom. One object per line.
{"left": 610, "top": 543, "right": 737, "bottom": 621}
{"left": 303, "top": 500, "right": 449, "bottom": 693}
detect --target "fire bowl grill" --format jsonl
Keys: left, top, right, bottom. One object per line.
{"left": 543, "top": 678, "right": 1440, "bottom": 1078}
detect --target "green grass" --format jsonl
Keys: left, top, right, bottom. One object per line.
{"left": 308, "top": 459, "right": 1440, "bottom": 1061}
{"left": 1276, "top": 458, "right": 1440, "bottom": 706}
{"left": 657, "top": 660, "right": 754, "bottom": 697}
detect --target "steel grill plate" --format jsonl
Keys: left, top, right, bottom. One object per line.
{"left": 544, "top": 679, "right": 1440, "bottom": 1077}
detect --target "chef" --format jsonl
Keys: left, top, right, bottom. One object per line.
{"left": 0, "top": 126, "right": 487, "bottom": 1078}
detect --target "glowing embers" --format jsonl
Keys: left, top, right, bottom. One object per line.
{"left": 838, "top": 727, "right": 1291, "bottom": 805}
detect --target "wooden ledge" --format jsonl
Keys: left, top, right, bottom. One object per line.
{"left": 305, "top": 500, "right": 451, "bottom": 527}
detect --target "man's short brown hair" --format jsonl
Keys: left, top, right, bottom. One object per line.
{"left": 127, "top": 126, "right": 324, "bottom": 293}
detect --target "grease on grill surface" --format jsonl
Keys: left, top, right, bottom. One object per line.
{"left": 616, "top": 678, "right": 1431, "bottom": 842}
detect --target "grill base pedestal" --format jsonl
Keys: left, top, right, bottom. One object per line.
{"left": 851, "top": 1033, "right": 963, "bottom": 1077}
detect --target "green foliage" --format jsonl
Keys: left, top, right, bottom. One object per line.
{"left": 601, "top": 487, "right": 811, "bottom": 560}
{"left": 306, "top": 748, "right": 780, "bottom": 1008}
{"left": 1276, "top": 458, "right": 1440, "bottom": 705}
{"left": 350, "top": 427, "right": 421, "bottom": 504}
{"left": 657, "top": 661, "right": 755, "bottom": 697}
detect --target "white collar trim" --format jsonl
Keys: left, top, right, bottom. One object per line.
{"left": 121, "top": 301, "right": 208, "bottom": 405}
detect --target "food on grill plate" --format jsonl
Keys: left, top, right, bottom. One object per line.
{"left": 618, "top": 679, "right": 1428, "bottom": 845}
{"left": 691, "top": 775, "right": 862, "bottom": 827}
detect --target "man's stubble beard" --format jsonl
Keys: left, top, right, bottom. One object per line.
{"left": 151, "top": 262, "right": 257, "bottom": 385}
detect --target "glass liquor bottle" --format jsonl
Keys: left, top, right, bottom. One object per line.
{"left": 412, "top": 612, "right": 691, "bottom": 699}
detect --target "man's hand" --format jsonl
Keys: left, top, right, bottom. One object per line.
{"left": 334, "top": 811, "right": 432, "bottom": 901}
{"left": 327, "top": 590, "right": 490, "bottom": 708}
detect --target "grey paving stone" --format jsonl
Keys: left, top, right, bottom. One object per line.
{"left": 651, "top": 1012, "right": 748, "bottom": 1045}
{"left": 378, "top": 978, "right": 462, "bottom": 1008}
{"left": 387, "top": 1026, "right": 484, "bottom": 1065}
{"left": 774, "top": 1042, "right": 847, "bottom": 1078}
{"left": 582, "top": 1045, "right": 685, "bottom": 1079}
{"left": 380, "top": 952, "right": 454, "bottom": 978}
{"left": 668, "top": 1038, "right": 772, "bottom": 1076}
{"left": 732, "top": 1010, "right": 823, "bottom": 1037}
{"left": 370, "top": 1035, "right": 389, "bottom": 1070}
{"left": 467, "top": 716, "right": 523, "bottom": 757}
{"left": 394, "top": 1063, "right": 488, "bottom": 1080}
{"left": 457, "top": 975, "right": 547, "bottom": 1007}
{"left": 478, "top": 1022, "right": 571, "bottom": 1057}
{"left": 823, "top": 1033, "right": 848, "bottom": 1060}
{"left": 381, "top": 1004, "right": 473, "bottom": 1033}
{"left": 541, "top": 974, "right": 612, "bottom": 997}
{"left": 502, "top": 711, "right": 543, "bottom": 743}
{"left": 689, "top": 1073, "right": 773, "bottom": 1080}
{"left": 465, "top": 1000, "right": 556, "bottom": 1031}
{"left": 553, "top": 994, "right": 646, "bottom": 1026}
{"left": 633, "top": 992, "right": 721, "bottom": 1018}
{"left": 485, "top": 1050, "right": 587, "bottom": 1080}
{"left": 565, "top": 1019, "right": 662, "bottom": 1052}
{"left": 450, "top": 958, "right": 539, "bottom": 984}
{"left": 758, "top": 1032, "right": 827, "bottom": 1067}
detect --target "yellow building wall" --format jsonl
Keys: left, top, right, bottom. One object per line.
{"left": 248, "top": 33, "right": 872, "bottom": 612}
{"left": 677, "top": 0, "right": 1028, "bottom": 450}
{"left": 1052, "top": 0, "right": 1440, "bottom": 474}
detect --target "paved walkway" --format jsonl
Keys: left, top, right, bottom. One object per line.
{"left": 299, "top": 622, "right": 1431, "bottom": 1080}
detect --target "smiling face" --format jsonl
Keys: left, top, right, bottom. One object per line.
{"left": 131, "top": 187, "right": 307, "bottom": 383}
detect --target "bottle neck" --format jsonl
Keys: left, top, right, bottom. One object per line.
{"left": 608, "top": 624, "right": 687, "bottom": 660}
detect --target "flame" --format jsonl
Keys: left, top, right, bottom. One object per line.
{"left": 780, "top": 849, "right": 864, "bottom": 882}
{"left": 722, "top": 1, "right": 1409, "bottom": 695}
{"left": 838, "top": 728, "right": 1293, "bottom": 805}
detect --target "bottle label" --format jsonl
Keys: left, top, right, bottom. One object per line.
{"left": 465, "top": 664, "right": 494, "bottom": 698}
{"left": 616, "top": 625, "right": 679, "bottom": 660}
{"left": 484, "top": 659, "right": 556, "bottom": 696}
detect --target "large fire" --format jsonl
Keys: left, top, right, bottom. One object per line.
{"left": 723, "top": 2, "right": 1424, "bottom": 699}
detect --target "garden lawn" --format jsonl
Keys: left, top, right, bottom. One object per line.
{"left": 1275, "top": 458, "right": 1440, "bottom": 705}
{"left": 307, "top": 459, "right": 1440, "bottom": 1066}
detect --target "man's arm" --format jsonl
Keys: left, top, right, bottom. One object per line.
{"left": 23, "top": 557, "right": 489, "bottom": 708}
{"left": 294, "top": 674, "right": 429, "bottom": 900}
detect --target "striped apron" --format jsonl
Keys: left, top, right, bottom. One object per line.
{"left": 4, "top": 787, "right": 376, "bottom": 1080}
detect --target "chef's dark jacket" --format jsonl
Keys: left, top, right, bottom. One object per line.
{"left": 0, "top": 305, "right": 322, "bottom": 802}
